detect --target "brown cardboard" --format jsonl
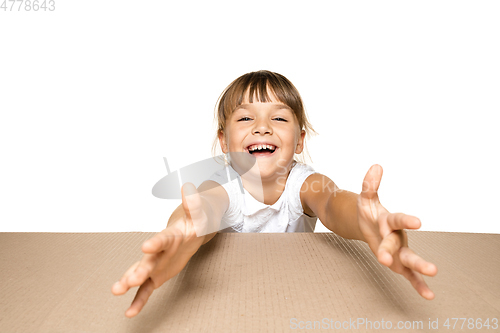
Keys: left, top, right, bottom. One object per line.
{"left": 0, "top": 231, "right": 499, "bottom": 332}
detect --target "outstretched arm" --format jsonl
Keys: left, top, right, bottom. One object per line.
{"left": 111, "top": 180, "right": 228, "bottom": 317}
{"left": 300, "top": 165, "right": 437, "bottom": 300}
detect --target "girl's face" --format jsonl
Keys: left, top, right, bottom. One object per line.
{"left": 218, "top": 91, "right": 305, "bottom": 180}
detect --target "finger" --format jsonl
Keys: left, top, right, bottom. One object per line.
{"left": 359, "top": 165, "right": 383, "bottom": 221}
{"left": 378, "top": 213, "right": 421, "bottom": 239}
{"left": 125, "top": 254, "right": 158, "bottom": 288}
{"left": 377, "top": 231, "right": 402, "bottom": 267}
{"left": 125, "top": 278, "right": 155, "bottom": 318}
{"left": 399, "top": 247, "right": 438, "bottom": 277}
{"left": 360, "top": 164, "right": 383, "bottom": 200}
{"left": 142, "top": 230, "right": 176, "bottom": 254}
{"left": 387, "top": 213, "right": 421, "bottom": 232}
{"left": 400, "top": 267, "right": 436, "bottom": 300}
{"left": 112, "top": 261, "right": 140, "bottom": 295}
{"left": 182, "top": 182, "right": 210, "bottom": 236}
{"left": 181, "top": 182, "right": 204, "bottom": 221}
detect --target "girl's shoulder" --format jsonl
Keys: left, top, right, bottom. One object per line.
{"left": 287, "top": 161, "right": 319, "bottom": 217}
{"left": 298, "top": 168, "right": 338, "bottom": 221}
{"left": 290, "top": 160, "right": 315, "bottom": 175}
{"left": 288, "top": 160, "right": 319, "bottom": 189}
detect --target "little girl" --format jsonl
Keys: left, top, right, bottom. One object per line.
{"left": 112, "top": 70, "right": 438, "bottom": 318}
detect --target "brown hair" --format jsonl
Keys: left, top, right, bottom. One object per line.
{"left": 211, "top": 70, "right": 317, "bottom": 164}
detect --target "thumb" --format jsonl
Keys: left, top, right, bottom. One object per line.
{"left": 361, "top": 164, "right": 383, "bottom": 200}
{"left": 181, "top": 182, "right": 204, "bottom": 222}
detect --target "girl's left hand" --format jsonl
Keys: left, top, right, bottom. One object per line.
{"left": 357, "top": 164, "right": 438, "bottom": 300}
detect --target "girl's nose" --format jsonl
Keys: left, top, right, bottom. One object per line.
{"left": 252, "top": 119, "right": 273, "bottom": 135}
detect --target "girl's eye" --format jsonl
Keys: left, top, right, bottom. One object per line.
{"left": 237, "top": 117, "right": 287, "bottom": 122}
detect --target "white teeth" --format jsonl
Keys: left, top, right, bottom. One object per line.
{"left": 248, "top": 144, "right": 276, "bottom": 151}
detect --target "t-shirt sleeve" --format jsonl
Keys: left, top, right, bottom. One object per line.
{"left": 288, "top": 163, "right": 318, "bottom": 217}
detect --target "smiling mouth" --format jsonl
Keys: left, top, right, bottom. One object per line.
{"left": 246, "top": 145, "right": 278, "bottom": 157}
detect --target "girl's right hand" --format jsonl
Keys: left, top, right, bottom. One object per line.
{"left": 111, "top": 182, "right": 209, "bottom": 318}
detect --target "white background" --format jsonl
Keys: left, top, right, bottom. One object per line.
{"left": 1, "top": 1, "right": 498, "bottom": 233}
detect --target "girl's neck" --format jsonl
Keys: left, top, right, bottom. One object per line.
{"left": 238, "top": 160, "right": 296, "bottom": 206}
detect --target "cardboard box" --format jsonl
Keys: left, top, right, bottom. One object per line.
{"left": 0, "top": 231, "right": 499, "bottom": 332}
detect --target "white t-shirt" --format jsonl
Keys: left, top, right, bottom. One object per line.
{"left": 208, "top": 160, "right": 318, "bottom": 233}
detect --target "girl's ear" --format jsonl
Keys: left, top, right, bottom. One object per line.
{"left": 295, "top": 130, "right": 306, "bottom": 154}
{"left": 218, "top": 130, "right": 228, "bottom": 154}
